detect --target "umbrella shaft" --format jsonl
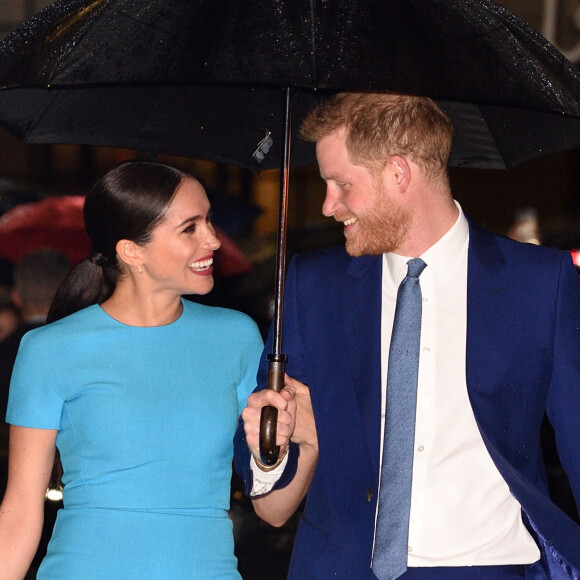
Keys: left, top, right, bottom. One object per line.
{"left": 272, "top": 87, "right": 292, "bottom": 356}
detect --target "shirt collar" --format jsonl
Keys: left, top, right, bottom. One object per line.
{"left": 384, "top": 201, "right": 469, "bottom": 285}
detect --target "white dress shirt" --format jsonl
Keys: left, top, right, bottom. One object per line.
{"left": 379, "top": 204, "right": 539, "bottom": 566}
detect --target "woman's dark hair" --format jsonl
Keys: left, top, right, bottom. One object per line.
{"left": 47, "top": 161, "right": 187, "bottom": 324}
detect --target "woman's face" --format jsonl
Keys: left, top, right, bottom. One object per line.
{"left": 138, "top": 177, "right": 221, "bottom": 297}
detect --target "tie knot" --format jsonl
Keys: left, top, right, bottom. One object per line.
{"left": 406, "top": 257, "right": 426, "bottom": 278}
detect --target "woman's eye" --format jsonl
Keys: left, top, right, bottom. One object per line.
{"left": 183, "top": 224, "right": 196, "bottom": 234}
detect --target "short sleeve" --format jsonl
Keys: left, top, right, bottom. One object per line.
{"left": 6, "top": 330, "right": 64, "bottom": 429}
{"left": 235, "top": 318, "right": 264, "bottom": 415}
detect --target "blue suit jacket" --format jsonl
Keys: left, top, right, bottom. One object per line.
{"left": 236, "top": 221, "right": 580, "bottom": 579}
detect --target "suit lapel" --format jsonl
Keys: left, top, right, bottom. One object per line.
{"left": 465, "top": 220, "right": 509, "bottom": 418}
{"left": 339, "top": 253, "right": 383, "bottom": 473}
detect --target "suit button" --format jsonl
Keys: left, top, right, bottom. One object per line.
{"left": 366, "top": 489, "right": 374, "bottom": 501}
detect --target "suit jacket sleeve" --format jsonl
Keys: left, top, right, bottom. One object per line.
{"left": 544, "top": 253, "right": 580, "bottom": 512}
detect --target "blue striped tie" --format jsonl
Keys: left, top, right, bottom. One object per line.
{"left": 372, "top": 257, "right": 427, "bottom": 580}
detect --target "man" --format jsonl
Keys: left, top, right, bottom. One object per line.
{"left": 0, "top": 248, "right": 70, "bottom": 410}
{"left": 236, "top": 93, "right": 580, "bottom": 579}
{"left": 0, "top": 248, "right": 69, "bottom": 473}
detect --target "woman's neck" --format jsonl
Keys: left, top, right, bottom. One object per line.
{"left": 101, "top": 284, "right": 183, "bottom": 327}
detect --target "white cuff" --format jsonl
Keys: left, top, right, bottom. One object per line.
{"left": 249, "top": 452, "right": 289, "bottom": 496}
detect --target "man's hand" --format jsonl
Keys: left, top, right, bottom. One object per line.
{"left": 242, "top": 374, "right": 318, "bottom": 463}
{"left": 242, "top": 380, "right": 297, "bottom": 463}
{"left": 285, "top": 375, "right": 318, "bottom": 452}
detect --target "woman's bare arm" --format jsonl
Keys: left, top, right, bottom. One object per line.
{"left": 0, "top": 425, "right": 57, "bottom": 579}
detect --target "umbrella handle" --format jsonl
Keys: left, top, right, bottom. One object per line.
{"left": 259, "top": 354, "right": 287, "bottom": 465}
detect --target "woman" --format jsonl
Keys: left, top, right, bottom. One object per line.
{"left": 0, "top": 161, "right": 264, "bottom": 579}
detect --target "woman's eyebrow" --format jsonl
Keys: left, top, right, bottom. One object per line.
{"left": 176, "top": 215, "right": 203, "bottom": 228}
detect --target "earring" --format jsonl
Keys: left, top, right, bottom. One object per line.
{"left": 137, "top": 264, "right": 143, "bottom": 274}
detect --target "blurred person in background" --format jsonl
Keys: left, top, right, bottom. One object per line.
{"left": 0, "top": 295, "right": 19, "bottom": 346}
{"left": 506, "top": 207, "right": 542, "bottom": 245}
{"left": 0, "top": 248, "right": 20, "bottom": 351}
{"left": 0, "top": 291, "right": 18, "bottom": 494}
{"left": 0, "top": 249, "right": 70, "bottom": 422}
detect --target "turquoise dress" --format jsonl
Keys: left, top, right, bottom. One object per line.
{"left": 6, "top": 299, "right": 263, "bottom": 579}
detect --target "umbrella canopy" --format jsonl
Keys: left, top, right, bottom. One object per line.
{"left": 1, "top": 0, "right": 580, "bottom": 170}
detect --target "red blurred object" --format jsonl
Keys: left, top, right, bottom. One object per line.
{"left": 0, "top": 196, "right": 252, "bottom": 277}
{"left": 213, "top": 226, "right": 253, "bottom": 278}
{"left": 570, "top": 249, "right": 580, "bottom": 267}
{"left": 0, "top": 196, "right": 89, "bottom": 265}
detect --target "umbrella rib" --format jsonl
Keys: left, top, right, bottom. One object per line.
{"left": 308, "top": 0, "right": 317, "bottom": 85}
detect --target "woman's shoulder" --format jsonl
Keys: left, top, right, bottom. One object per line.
{"left": 20, "top": 305, "right": 102, "bottom": 345}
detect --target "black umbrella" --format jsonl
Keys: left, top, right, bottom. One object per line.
{"left": 2, "top": 0, "right": 580, "bottom": 462}
{"left": 2, "top": 0, "right": 580, "bottom": 170}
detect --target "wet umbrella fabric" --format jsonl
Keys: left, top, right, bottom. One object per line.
{"left": 1, "top": 0, "right": 580, "bottom": 169}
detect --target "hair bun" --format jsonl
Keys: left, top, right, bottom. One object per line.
{"left": 88, "top": 252, "right": 108, "bottom": 267}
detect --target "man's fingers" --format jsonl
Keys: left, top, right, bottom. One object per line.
{"left": 247, "top": 389, "right": 290, "bottom": 411}
{"left": 284, "top": 374, "right": 310, "bottom": 395}
{"left": 242, "top": 384, "right": 302, "bottom": 458}
{"left": 242, "top": 406, "right": 294, "bottom": 435}
{"left": 280, "top": 385, "right": 296, "bottom": 401}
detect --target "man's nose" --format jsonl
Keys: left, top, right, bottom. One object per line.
{"left": 322, "top": 187, "right": 340, "bottom": 217}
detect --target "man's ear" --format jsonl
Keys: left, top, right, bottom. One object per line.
{"left": 388, "top": 155, "right": 411, "bottom": 192}
{"left": 115, "top": 239, "right": 143, "bottom": 269}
